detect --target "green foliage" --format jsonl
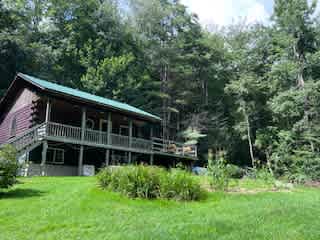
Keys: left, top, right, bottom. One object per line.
{"left": 226, "top": 164, "right": 245, "bottom": 179}
{"left": 97, "top": 165, "right": 162, "bottom": 199}
{"left": 97, "top": 165, "right": 204, "bottom": 201}
{"left": 245, "top": 167, "right": 275, "bottom": 185}
{"left": 0, "top": 145, "right": 18, "bottom": 189}
{"left": 207, "top": 151, "right": 230, "bottom": 191}
{"left": 1, "top": 0, "right": 320, "bottom": 180}
{"left": 159, "top": 169, "right": 204, "bottom": 201}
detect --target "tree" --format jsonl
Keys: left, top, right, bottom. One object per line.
{"left": 273, "top": 0, "right": 317, "bottom": 88}
{"left": 0, "top": 145, "right": 18, "bottom": 189}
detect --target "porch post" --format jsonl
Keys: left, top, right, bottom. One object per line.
{"left": 150, "top": 124, "right": 153, "bottom": 140}
{"left": 150, "top": 154, "right": 154, "bottom": 165}
{"left": 107, "top": 112, "right": 112, "bottom": 144}
{"left": 105, "top": 149, "right": 110, "bottom": 167}
{"left": 41, "top": 140, "right": 48, "bottom": 176}
{"left": 128, "top": 152, "right": 132, "bottom": 164}
{"left": 150, "top": 124, "right": 154, "bottom": 165}
{"left": 129, "top": 119, "right": 133, "bottom": 147}
{"left": 45, "top": 99, "right": 51, "bottom": 122}
{"left": 128, "top": 119, "right": 133, "bottom": 164}
{"left": 78, "top": 107, "right": 86, "bottom": 176}
{"left": 78, "top": 146, "right": 84, "bottom": 175}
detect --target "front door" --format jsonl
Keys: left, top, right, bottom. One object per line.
{"left": 119, "top": 125, "right": 129, "bottom": 136}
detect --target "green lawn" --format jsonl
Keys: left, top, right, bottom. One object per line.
{"left": 1, "top": 177, "right": 320, "bottom": 240}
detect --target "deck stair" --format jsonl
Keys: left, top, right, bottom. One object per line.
{"left": 3, "top": 123, "right": 46, "bottom": 153}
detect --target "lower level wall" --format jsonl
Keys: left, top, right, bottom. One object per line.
{"left": 22, "top": 163, "right": 78, "bottom": 176}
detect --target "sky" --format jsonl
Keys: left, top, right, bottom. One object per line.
{"left": 180, "top": 0, "right": 320, "bottom": 27}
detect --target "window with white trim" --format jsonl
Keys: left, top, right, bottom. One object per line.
{"left": 47, "top": 148, "right": 65, "bottom": 164}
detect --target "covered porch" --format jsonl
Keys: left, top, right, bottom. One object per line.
{"left": 14, "top": 97, "right": 197, "bottom": 176}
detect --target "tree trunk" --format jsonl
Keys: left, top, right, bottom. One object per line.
{"left": 161, "top": 63, "right": 169, "bottom": 141}
{"left": 293, "top": 44, "right": 305, "bottom": 88}
{"left": 266, "top": 151, "right": 273, "bottom": 175}
{"left": 245, "top": 113, "right": 255, "bottom": 168}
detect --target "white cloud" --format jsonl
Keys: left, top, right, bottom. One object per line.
{"left": 181, "top": 0, "right": 270, "bottom": 27}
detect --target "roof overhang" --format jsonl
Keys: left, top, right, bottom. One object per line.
{"left": 0, "top": 73, "right": 161, "bottom": 123}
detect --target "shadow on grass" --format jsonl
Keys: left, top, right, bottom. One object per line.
{"left": 0, "top": 188, "right": 45, "bottom": 199}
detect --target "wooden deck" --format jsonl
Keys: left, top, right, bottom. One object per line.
{"left": 6, "top": 122, "right": 198, "bottom": 160}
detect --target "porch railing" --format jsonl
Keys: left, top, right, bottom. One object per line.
{"left": 4, "top": 122, "right": 197, "bottom": 158}
{"left": 46, "top": 122, "right": 153, "bottom": 153}
{"left": 5, "top": 123, "right": 46, "bottom": 151}
{"left": 152, "top": 137, "right": 197, "bottom": 158}
{"left": 47, "top": 122, "right": 82, "bottom": 142}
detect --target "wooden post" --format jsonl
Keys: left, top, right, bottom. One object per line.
{"left": 111, "top": 150, "right": 114, "bottom": 165}
{"left": 105, "top": 149, "right": 110, "bottom": 166}
{"left": 41, "top": 140, "right": 48, "bottom": 176}
{"left": 128, "top": 152, "right": 132, "bottom": 164}
{"left": 78, "top": 107, "right": 86, "bottom": 176}
{"left": 128, "top": 119, "right": 133, "bottom": 164}
{"left": 150, "top": 154, "right": 154, "bottom": 165}
{"left": 45, "top": 99, "right": 51, "bottom": 122}
{"left": 78, "top": 146, "right": 84, "bottom": 176}
{"left": 81, "top": 107, "right": 86, "bottom": 140}
{"left": 107, "top": 112, "right": 112, "bottom": 145}
{"left": 150, "top": 125, "right": 153, "bottom": 140}
{"left": 129, "top": 119, "right": 133, "bottom": 147}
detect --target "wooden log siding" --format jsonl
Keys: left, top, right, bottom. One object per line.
{"left": 0, "top": 104, "right": 34, "bottom": 144}
{"left": 0, "top": 87, "right": 39, "bottom": 144}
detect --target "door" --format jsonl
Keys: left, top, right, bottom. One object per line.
{"left": 119, "top": 125, "right": 129, "bottom": 136}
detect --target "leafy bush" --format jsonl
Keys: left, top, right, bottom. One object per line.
{"left": 97, "top": 165, "right": 204, "bottom": 201}
{"left": 207, "top": 152, "right": 230, "bottom": 191}
{"left": 287, "top": 173, "right": 310, "bottom": 184}
{"left": 245, "top": 167, "right": 275, "bottom": 185}
{"left": 268, "top": 130, "right": 320, "bottom": 183}
{"left": 0, "top": 145, "right": 18, "bottom": 189}
{"left": 160, "top": 169, "right": 204, "bottom": 201}
{"left": 226, "top": 164, "right": 245, "bottom": 179}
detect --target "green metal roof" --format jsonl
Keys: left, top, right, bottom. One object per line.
{"left": 18, "top": 73, "right": 161, "bottom": 121}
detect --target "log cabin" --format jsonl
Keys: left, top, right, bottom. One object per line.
{"left": 0, "top": 73, "right": 197, "bottom": 176}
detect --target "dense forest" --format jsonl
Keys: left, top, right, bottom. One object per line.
{"left": 1, "top": 0, "right": 320, "bottom": 180}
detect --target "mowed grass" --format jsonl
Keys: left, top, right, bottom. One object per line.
{"left": 0, "top": 177, "right": 320, "bottom": 240}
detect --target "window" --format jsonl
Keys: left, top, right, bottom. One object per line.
{"left": 10, "top": 117, "right": 17, "bottom": 137}
{"left": 47, "top": 148, "right": 65, "bottom": 164}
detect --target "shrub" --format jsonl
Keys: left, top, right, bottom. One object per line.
{"left": 245, "top": 167, "right": 275, "bottom": 185}
{"left": 207, "top": 152, "right": 230, "bottom": 191}
{"left": 97, "top": 165, "right": 204, "bottom": 201}
{"left": 0, "top": 145, "right": 18, "bottom": 189}
{"left": 287, "top": 173, "right": 310, "bottom": 185}
{"left": 226, "top": 164, "right": 245, "bottom": 179}
{"left": 160, "top": 169, "right": 204, "bottom": 201}
{"left": 96, "top": 167, "right": 113, "bottom": 188}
